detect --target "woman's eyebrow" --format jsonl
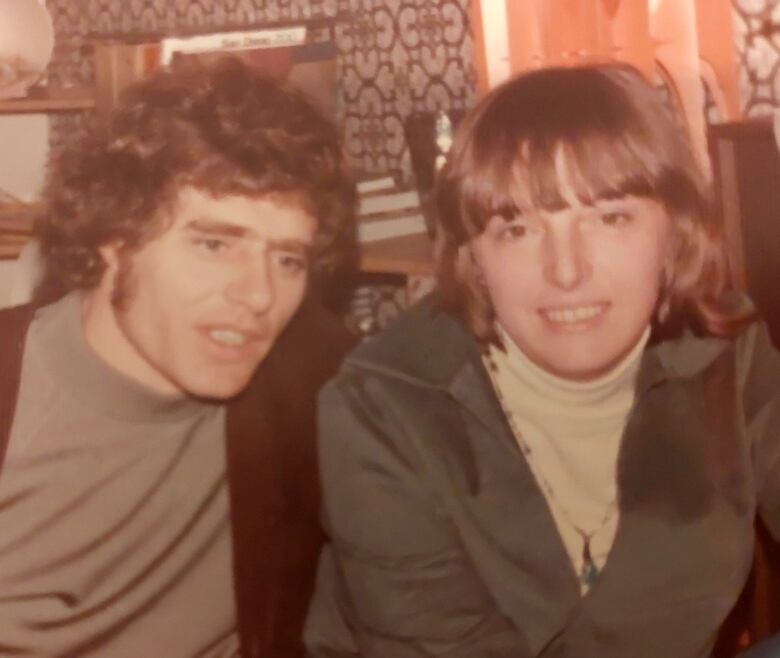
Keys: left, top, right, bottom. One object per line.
{"left": 490, "top": 201, "right": 521, "bottom": 220}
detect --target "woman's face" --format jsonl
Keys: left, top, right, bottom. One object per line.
{"left": 470, "top": 171, "right": 670, "bottom": 381}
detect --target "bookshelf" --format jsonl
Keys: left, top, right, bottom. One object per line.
{"left": 0, "top": 85, "right": 95, "bottom": 114}
{"left": 0, "top": 203, "right": 38, "bottom": 260}
{"left": 358, "top": 232, "right": 433, "bottom": 277}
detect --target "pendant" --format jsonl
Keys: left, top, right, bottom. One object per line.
{"left": 580, "top": 539, "right": 599, "bottom": 586}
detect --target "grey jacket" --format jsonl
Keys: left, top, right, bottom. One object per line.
{"left": 305, "top": 296, "right": 780, "bottom": 658}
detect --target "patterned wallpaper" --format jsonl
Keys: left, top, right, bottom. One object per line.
{"left": 733, "top": 0, "right": 780, "bottom": 116}
{"left": 44, "top": 0, "right": 780, "bottom": 169}
{"left": 45, "top": 0, "right": 476, "bottom": 175}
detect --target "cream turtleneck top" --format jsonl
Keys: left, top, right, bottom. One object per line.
{"left": 484, "top": 326, "right": 650, "bottom": 593}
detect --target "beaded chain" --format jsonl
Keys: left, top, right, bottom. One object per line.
{"left": 484, "top": 351, "right": 617, "bottom": 588}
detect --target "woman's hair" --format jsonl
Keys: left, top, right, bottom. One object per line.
{"left": 434, "top": 63, "right": 753, "bottom": 343}
{"left": 37, "top": 56, "right": 356, "bottom": 295}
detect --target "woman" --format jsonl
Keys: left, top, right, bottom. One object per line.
{"left": 305, "top": 65, "right": 780, "bottom": 657}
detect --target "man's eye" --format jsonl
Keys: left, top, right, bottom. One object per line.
{"left": 196, "top": 238, "right": 229, "bottom": 253}
{"left": 600, "top": 210, "right": 633, "bottom": 226}
{"left": 275, "top": 252, "right": 307, "bottom": 274}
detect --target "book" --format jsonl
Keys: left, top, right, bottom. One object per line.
{"left": 160, "top": 26, "right": 307, "bottom": 65}
{"left": 357, "top": 211, "right": 427, "bottom": 242}
{"left": 356, "top": 175, "right": 396, "bottom": 195}
{"left": 358, "top": 189, "right": 420, "bottom": 217}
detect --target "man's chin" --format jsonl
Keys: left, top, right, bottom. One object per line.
{"left": 182, "top": 372, "right": 257, "bottom": 401}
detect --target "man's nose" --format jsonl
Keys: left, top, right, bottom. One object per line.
{"left": 542, "top": 224, "right": 590, "bottom": 290}
{"left": 225, "top": 257, "right": 274, "bottom": 314}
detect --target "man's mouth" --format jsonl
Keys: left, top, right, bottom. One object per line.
{"left": 540, "top": 303, "right": 608, "bottom": 324}
{"left": 203, "top": 324, "right": 268, "bottom": 351}
{"left": 208, "top": 328, "right": 251, "bottom": 346}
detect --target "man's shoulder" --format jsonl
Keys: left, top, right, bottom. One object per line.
{"left": 0, "top": 303, "right": 38, "bottom": 358}
{"left": 275, "top": 298, "right": 356, "bottom": 379}
{"left": 235, "top": 299, "right": 356, "bottom": 409}
{"left": 0, "top": 302, "right": 37, "bottom": 333}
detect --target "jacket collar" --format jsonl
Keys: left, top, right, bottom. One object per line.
{"left": 349, "top": 297, "right": 739, "bottom": 653}
{"left": 350, "top": 295, "right": 730, "bottom": 413}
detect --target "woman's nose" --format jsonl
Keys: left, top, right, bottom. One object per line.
{"left": 542, "top": 223, "right": 591, "bottom": 290}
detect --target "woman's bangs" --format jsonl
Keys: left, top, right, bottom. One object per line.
{"left": 545, "top": 134, "right": 657, "bottom": 208}
{"left": 457, "top": 140, "right": 523, "bottom": 237}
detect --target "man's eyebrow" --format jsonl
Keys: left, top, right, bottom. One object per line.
{"left": 184, "top": 219, "right": 313, "bottom": 251}
{"left": 185, "top": 219, "right": 248, "bottom": 238}
{"left": 268, "top": 238, "right": 312, "bottom": 253}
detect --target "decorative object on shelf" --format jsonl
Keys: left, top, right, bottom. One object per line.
{"left": 0, "top": 0, "right": 54, "bottom": 99}
{"left": 434, "top": 110, "right": 454, "bottom": 172}
{"left": 404, "top": 110, "right": 464, "bottom": 233}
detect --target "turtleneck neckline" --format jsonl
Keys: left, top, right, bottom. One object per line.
{"left": 34, "top": 293, "right": 214, "bottom": 422}
{"left": 490, "top": 324, "right": 651, "bottom": 408}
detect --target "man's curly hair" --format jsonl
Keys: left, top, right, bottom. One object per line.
{"left": 37, "top": 56, "right": 356, "bottom": 296}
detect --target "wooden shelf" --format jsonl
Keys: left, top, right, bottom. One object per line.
{"left": 0, "top": 86, "right": 95, "bottom": 114}
{"left": 358, "top": 232, "right": 434, "bottom": 277}
{"left": 0, "top": 203, "right": 37, "bottom": 259}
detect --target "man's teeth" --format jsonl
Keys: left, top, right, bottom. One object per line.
{"left": 209, "top": 329, "right": 247, "bottom": 346}
{"left": 544, "top": 305, "right": 604, "bottom": 323}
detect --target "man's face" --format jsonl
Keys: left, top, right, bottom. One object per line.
{"left": 84, "top": 186, "right": 317, "bottom": 399}
{"left": 470, "top": 174, "right": 669, "bottom": 381}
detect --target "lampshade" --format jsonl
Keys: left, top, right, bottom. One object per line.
{"left": 0, "top": 0, "right": 55, "bottom": 99}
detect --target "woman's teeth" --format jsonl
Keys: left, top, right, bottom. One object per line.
{"left": 543, "top": 304, "right": 605, "bottom": 323}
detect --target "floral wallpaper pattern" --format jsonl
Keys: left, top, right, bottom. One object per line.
{"left": 44, "top": 0, "right": 780, "bottom": 166}
{"left": 733, "top": 0, "right": 780, "bottom": 115}
{"left": 45, "top": 0, "right": 475, "bottom": 175}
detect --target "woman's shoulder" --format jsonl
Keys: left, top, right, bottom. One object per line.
{"left": 341, "top": 294, "right": 479, "bottom": 388}
{"left": 732, "top": 322, "right": 780, "bottom": 412}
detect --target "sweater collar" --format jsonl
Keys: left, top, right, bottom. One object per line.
{"left": 34, "top": 292, "right": 213, "bottom": 422}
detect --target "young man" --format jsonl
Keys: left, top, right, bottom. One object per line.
{"left": 0, "top": 57, "right": 355, "bottom": 657}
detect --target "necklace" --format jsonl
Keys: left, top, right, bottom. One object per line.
{"left": 484, "top": 351, "right": 618, "bottom": 588}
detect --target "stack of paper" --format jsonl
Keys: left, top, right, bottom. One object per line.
{"left": 356, "top": 176, "right": 427, "bottom": 243}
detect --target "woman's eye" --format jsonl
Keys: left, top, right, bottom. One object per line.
{"left": 499, "top": 223, "right": 527, "bottom": 240}
{"left": 600, "top": 210, "right": 633, "bottom": 226}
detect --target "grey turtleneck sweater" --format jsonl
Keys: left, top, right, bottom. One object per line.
{"left": 0, "top": 293, "right": 238, "bottom": 657}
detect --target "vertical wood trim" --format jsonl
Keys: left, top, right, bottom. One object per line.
{"left": 716, "top": 136, "right": 748, "bottom": 290}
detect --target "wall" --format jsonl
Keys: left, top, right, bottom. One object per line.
{"left": 0, "top": 115, "right": 48, "bottom": 202}
{"left": 733, "top": 0, "right": 780, "bottom": 115}
{"left": 31, "top": 0, "right": 780, "bottom": 175}
{"left": 45, "top": 0, "right": 475, "bottom": 175}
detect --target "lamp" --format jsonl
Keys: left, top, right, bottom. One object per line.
{"left": 0, "top": 0, "right": 54, "bottom": 100}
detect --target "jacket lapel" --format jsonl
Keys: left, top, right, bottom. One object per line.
{"left": 442, "top": 344, "right": 583, "bottom": 654}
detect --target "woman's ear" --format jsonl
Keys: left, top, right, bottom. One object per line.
{"left": 655, "top": 226, "right": 680, "bottom": 325}
{"left": 463, "top": 243, "right": 486, "bottom": 287}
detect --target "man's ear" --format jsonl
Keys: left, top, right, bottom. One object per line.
{"left": 98, "top": 242, "right": 122, "bottom": 272}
